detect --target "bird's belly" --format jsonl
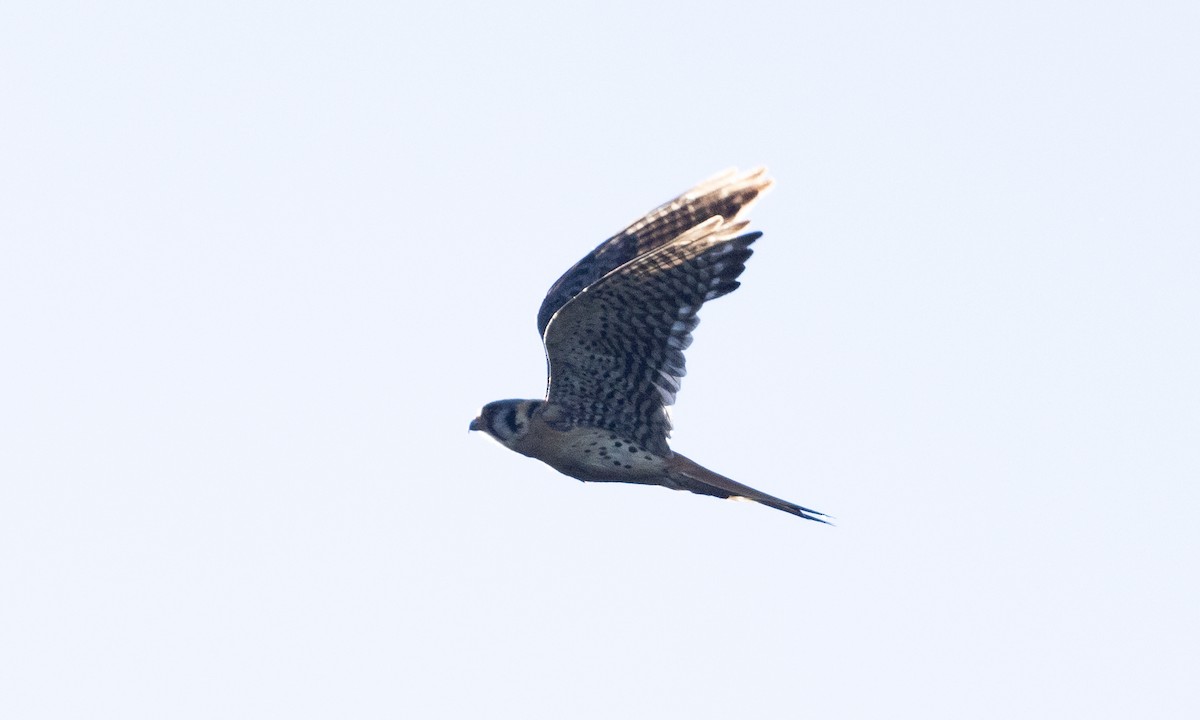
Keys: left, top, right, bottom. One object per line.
{"left": 526, "top": 426, "right": 670, "bottom": 484}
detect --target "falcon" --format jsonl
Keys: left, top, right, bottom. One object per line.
{"left": 469, "top": 168, "right": 828, "bottom": 522}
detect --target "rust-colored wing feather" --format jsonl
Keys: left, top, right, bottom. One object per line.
{"left": 541, "top": 217, "right": 760, "bottom": 456}
{"left": 536, "top": 168, "right": 773, "bottom": 337}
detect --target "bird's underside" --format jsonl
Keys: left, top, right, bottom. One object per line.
{"left": 469, "top": 168, "right": 828, "bottom": 523}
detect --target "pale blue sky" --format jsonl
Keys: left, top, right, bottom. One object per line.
{"left": 3, "top": 1, "right": 1198, "bottom": 718}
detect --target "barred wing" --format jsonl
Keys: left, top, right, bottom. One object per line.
{"left": 541, "top": 217, "right": 759, "bottom": 456}
{"left": 536, "top": 168, "right": 772, "bottom": 337}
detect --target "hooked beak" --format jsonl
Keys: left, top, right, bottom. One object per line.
{"left": 468, "top": 416, "right": 482, "bottom": 432}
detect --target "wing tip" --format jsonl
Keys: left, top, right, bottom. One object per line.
{"left": 686, "top": 166, "right": 775, "bottom": 213}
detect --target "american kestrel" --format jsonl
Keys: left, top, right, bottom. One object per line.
{"left": 470, "top": 168, "right": 828, "bottom": 522}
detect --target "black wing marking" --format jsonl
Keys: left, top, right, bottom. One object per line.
{"left": 536, "top": 168, "right": 772, "bottom": 337}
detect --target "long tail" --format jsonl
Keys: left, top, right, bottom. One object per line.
{"left": 665, "top": 453, "right": 831, "bottom": 524}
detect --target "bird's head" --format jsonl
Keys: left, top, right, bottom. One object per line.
{"left": 469, "top": 399, "right": 543, "bottom": 447}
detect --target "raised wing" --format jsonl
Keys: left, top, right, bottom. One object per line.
{"left": 536, "top": 168, "right": 773, "bottom": 338}
{"left": 541, "top": 217, "right": 760, "bottom": 456}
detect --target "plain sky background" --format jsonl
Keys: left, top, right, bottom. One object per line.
{"left": 3, "top": 1, "right": 1198, "bottom": 718}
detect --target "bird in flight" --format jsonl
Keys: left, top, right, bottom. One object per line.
{"left": 469, "top": 168, "right": 828, "bottom": 522}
